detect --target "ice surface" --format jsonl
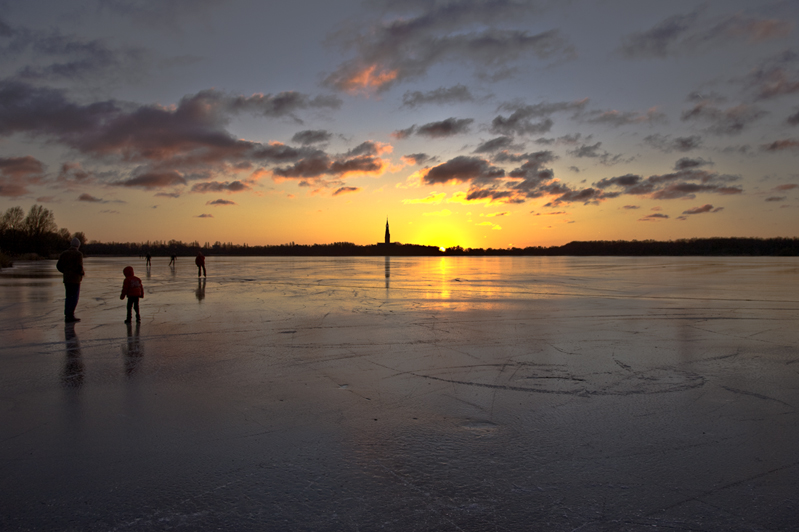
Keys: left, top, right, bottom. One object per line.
{"left": 1, "top": 256, "right": 798, "bottom": 531}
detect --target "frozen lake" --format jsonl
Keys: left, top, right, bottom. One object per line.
{"left": 1, "top": 256, "right": 798, "bottom": 531}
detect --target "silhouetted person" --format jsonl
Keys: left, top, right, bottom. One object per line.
{"left": 196, "top": 277, "right": 206, "bottom": 302}
{"left": 62, "top": 323, "right": 84, "bottom": 388}
{"left": 123, "top": 321, "right": 143, "bottom": 377}
{"left": 195, "top": 251, "right": 206, "bottom": 277}
{"left": 169, "top": 254, "right": 176, "bottom": 267}
{"left": 120, "top": 266, "right": 144, "bottom": 323}
{"left": 145, "top": 252, "right": 151, "bottom": 266}
{"left": 56, "top": 237, "right": 84, "bottom": 323}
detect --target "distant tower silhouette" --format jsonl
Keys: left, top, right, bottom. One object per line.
{"left": 384, "top": 218, "right": 390, "bottom": 244}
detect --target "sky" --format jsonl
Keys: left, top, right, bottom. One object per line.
{"left": 1, "top": 0, "right": 798, "bottom": 249}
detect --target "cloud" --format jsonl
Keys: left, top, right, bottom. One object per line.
{"left": 119, "top": 171, "right": 187, "bottom": 189}
{"left": 639, "top": 213, "right": 669, "bottom": 221}
{"left": 674, "top": 157, "right": 712, "bottom": 170}
{"left": 323, "top": 1, "right": 574, "bottom": 93}
{"left": 77, "top": 193, "right": 103, "bottom": 202}
{"left": 401, "top": 85, "right": 474, "bottom": 108}
{"left": 490, "top": 99, "right": 587, "bottom": 136}
{"left": 401, "top": 153, "right": 437, "bottom": 165}
{"left": 567, "top": 142, "right": 628, "bottom": 165}
{"left": 191, "top": 180, "right": 251, "bottom": 193}
{"left": 333, "top": 186, "right": 360, "bottom": 196}
{"left": 765, "top": 196, "right": 786, "bottom": 202}
{"left": 594, "top": 168, "right": 743, "bottom": 200}
{"left": 272, "top": 142, "right": 393, "bottom": 183}
{"left": 394, "top": 118, "right": 475, "bottom": 140}
{"left": 682, "top": 204, "right": 723, "bottom": 215}
{"left": 0, "top": 81, "right": 336, "bottom": 172}
{"left": 789, "top": 110, "right": 799, "bottom": 126}
{"left": 417, "top": 117, "right": 474, "bottom": 138}
{"left": 422, "top": 156, "right": 505, "bottom": 185}
{"left": 291, "top": 130, "right": 332, "bottom": 145}
{"left": 0, "top": 155, "right": 46, "bottom": 197}
{"left": 775, "top": 184, "right": 798, "bottom": 191}
{"left": 196, "top": 213, "right": 213, "bottom": 218}
{"left": 743, "top": 50, "right": 799, "bottom": 100}
{"left": 623, "top": 205, "right": 640, "bottom": 210}
{"left": 154, "top": 192, "right": 180, "bottom": 198}
{"left": 762, "top": 139, "right": 799, "bottom": 151}
{"left": 644, "top": 134, "right": 703, "bottom": 153}
{"left": 580, "top": 107, "right": 667, "bottom": 127}
{"left": 680, "top": 101, "right": 766, "bottom": 135}
{"left": 206, "top": 199, "right": 237, "bottom": 206}
{"left": 474, "top": 136, "right": 515, "bottom": 153}
{"left": 620, "top": 11, "right": 792, "bottom": 58}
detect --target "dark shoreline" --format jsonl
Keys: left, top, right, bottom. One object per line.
{"left": 77, "top": 237, "right": 798, "bottom": 257}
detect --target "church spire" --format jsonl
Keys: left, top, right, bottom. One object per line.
{"left": 384, "top": 218, "right": 390, "bottom": 244}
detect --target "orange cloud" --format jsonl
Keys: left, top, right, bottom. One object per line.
{"left": 342, "top": 65, "right": 398, "bottom": 94}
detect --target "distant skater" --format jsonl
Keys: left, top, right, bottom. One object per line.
{"left": 120, "top": 266, "right": 144, "bottom": 323}
{"left": 195, "top": 251, "right": 206, "bottom": 277}
{"left": 56, "top": 237, "right": 84, "bottom": 323}
{"left": 169, "top": 254, "right": 176, "bottom": 267}
{"left": 145, "top": 252, "right": 151, "bottom": 267}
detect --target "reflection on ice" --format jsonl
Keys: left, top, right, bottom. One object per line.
{"left": 1, "top": 256, "right": 798, "bottom": 530}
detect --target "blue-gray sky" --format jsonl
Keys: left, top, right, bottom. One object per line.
{"left": 1, "top": 0, "right": 797, "bottom": 247}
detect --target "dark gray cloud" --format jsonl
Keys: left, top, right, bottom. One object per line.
{"left": 77, "top": 193, "right": 103, "bottom": 202}
{"left": 119, "top": 171, "right": 187, "bottom": 189}
{"left": 401, "top": 153, "right": 436, "bottom": 166}
{"left": 196, "top": 213, "right": 213, "bottom": 218}
{"left": 422, "top": 156, "right": 504, "bottom": 185}
{"left": 620, "top": 10, "right": 792, "bottom": 58}
{"left": 401, "top": 84, "right": 475, "bottom": 108}
{"left": 639, "top": 213, "right": 669, "bottom": 221}
{"left": 391, "top": 125, "right": 417, "bottom": 139}
{"left": 765, "top": 196, "right": 786, "bottom": 202}
{"left": 567, "top": 142, "right": 627, "bottom": 166}
{"left": 580, "top": 108, "right": 666, "bottom": 127}
{"left": 332, "top": 186, "right": 360, "bottom": 196}
{"left": 273, "top": 143, "right": 390, "bottom": 183}
{"left": 416, "top": 117, "right": 474, "bottom": 138}
{"left": 682, "top": 204, "right": 723, "bottom": 215}
{"left": 788, "top": 110, "right": 799, "bottom": 126}
{"left": 324, "top": 1, "right": 574, "bottom": 92}
{"left": 191, "top": 180, "right": 251, "bottom": 193}
{"left": 490, "top": 100, "right": 587, "bottom": 136}
{"left": 98, "top": 0, "right": 224, "bottom": 28}
{"left": 0, "top": 155, "right": 46, "bottom": 197}
{"left": 762, "top": 139, "right": 799, "bottom": 151}
{"left": 680, "top": 101, "right": 766, "bottom": 135}
{"left": 474, "top": 136, "right": 515, "bottom": 153}
{"left": 644, "top": 134, "right": 703, "bottom": 152}
{"left": 743, "top": 50, "right": 799, "bottom": 100}
{"left": 594, "top": 168, "right": 743, "bottom": 200}
{"left": 291, "top": 129, "right": 332, "bottom": 145}
{"left": 206, "top": 199, "right": 236, "bottom": 206}
{"left": 674, "top": 157, "right": 712, "bottom": 170}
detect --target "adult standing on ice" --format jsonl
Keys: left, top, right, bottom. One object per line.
{"left": 56, "top": 237, "right": 84, "bottom": 323}
{"left": 195, "top": 251, "right": 206, "bottom": 277}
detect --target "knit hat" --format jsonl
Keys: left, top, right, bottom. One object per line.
{"left": 71, "top": 237, "right": 81, "bottom": 248}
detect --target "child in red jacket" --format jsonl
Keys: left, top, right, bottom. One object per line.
{"left": 120, "top": 266, "right": 144, "bottom": 323}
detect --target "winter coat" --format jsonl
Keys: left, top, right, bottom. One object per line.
{"left": 56, "top": 246, "right": 84, "bottom": 284}
{"left": 120, "top": 266, "right": 144, "bottom": 299}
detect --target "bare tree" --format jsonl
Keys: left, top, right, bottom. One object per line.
{"left": 23, "top": 204, "right": 57, "bottom": 238}
{"left": 1, "top": 206, "right": 25, "bottom": 232}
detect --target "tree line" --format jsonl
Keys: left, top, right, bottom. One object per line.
{"left": 0, "top": 205, "right": 85, "bottom": 262}
{"left": 86, "top": 237, "right": 798, "bottom": 257}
